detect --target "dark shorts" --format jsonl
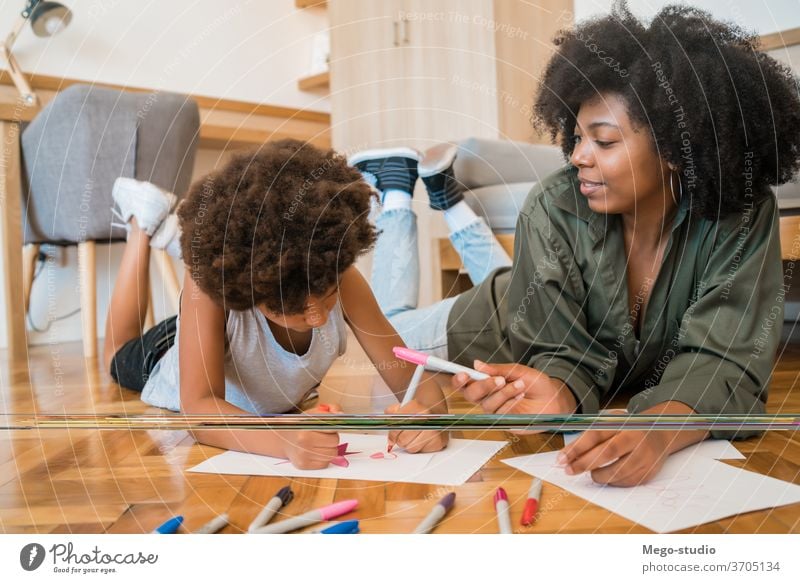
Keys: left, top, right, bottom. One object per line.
{"left": 109, "top": 316, "right": 178, "bottom": 392}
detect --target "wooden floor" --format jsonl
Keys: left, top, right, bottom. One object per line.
{"left": 1, "top": 334, "right": 799, "bottom": 534}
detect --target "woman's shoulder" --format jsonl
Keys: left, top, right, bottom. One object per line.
{"left": 703, "top": 188, "right": 778, "bottom": 242}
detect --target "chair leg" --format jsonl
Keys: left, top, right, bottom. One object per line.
{"left": 22, "top": 243, "right": 39, "bottom": 314}
{"left": 152, "top": 249, "right": 181, "bottom": 313}
{"left": 77, "top": 241, "right": 97, "bottom": 359}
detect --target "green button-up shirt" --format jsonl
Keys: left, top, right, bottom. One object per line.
{"left": 447, "top": 165, "right": 783, "bottom": 438}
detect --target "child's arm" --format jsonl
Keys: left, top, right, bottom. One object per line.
{"left": 178, "top": 271, "right": 339, "bottom": 469}
{"left": 338, "top": 267, "right": 446, "bottom": 410}
{"left": 339, "top": 267, "right": 448, "bottom": 452}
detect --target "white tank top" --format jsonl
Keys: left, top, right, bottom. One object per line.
{"left": 141, "top": 301, "right": 348, "bottom": 414}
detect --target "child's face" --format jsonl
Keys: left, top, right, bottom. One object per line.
{"left": 259, "top": 286, "right": 339, "bottom": 332}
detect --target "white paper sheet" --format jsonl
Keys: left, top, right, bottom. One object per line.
{"left": 189, "top": 433, "right": 507, "bottom": 486}
{"left": 503, "top": 448, "right": 800, "bottom": 532}
{"left": 562, "top": 434, "right": 746, "bottom": 460}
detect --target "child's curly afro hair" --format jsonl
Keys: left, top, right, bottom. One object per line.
{"left": 178, "top": 138, "right": 376, "bottom": 313}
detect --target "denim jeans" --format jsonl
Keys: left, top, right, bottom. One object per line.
{"left": 371, "top": 208, "right": 511, "bottom": 359}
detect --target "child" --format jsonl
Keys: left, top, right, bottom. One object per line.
{"left": 103, "top": 139, "right": 447, "bottom": 469}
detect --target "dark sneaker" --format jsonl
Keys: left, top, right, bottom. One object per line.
{"left": 348, "top": 147, "right": 420, "bottom": 199}
{"left": 418, "top": 143, "right": 464, "bottom": 211}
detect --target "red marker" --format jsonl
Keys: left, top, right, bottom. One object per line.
{"left": 521, "top": 478, "right": 542, "bottom": 526}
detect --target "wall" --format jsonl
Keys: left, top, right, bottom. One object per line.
{"left": 0, "top": 0, "right": 330, "bottom": 110}
{"left": 1, "top": 0, "right": 329, "bottom": 349}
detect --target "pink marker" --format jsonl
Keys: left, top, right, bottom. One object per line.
{"left": 250, "top": 499, "right": 358, "bottom": 534}
{"left": 393, "top": 347, "right": 490, "bottom": 381}
{"left": 494, "top": 487, "right": 512, "bottom": 534}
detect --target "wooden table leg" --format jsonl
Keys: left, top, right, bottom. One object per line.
{"left": 0, "top": 120, "right": 28, "bottom": 363}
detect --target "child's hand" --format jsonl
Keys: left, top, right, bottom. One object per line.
{"left": 558, "top": 430, "right": 670, "bottom": 487}
{"left": 305, "top": 402, "right": 343, "bottom": 415}
{"left": 452, "top": 361, "right": 577, "bottom": 420}
{"left": 283, "top": 403, "right": 343, "bottom": 469}
{"left": 385, "top": 401, "right": 448, "bottom": 453}
{"left": 283, "top": 430, "right": 340, "bottom": 469}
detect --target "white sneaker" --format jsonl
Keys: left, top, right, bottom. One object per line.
{"left": 112, "top": 177, "right": 176, "bottom": 236}
{"left": 150, "top": 213, "right": 182, "bottom": 258}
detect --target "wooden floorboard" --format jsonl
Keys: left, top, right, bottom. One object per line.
{"left": 0, "top": 336, "right": 799, "bottom": 533}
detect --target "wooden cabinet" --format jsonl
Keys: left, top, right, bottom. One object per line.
{"left": 329, "top": 0, "right": 499, "bottom": 151}
{"left": 329, "top": 0, "right": 572, "bottom": 150}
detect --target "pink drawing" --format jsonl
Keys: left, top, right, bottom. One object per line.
{"left": 275, "top": 442, "right": 398, "bottom": 468}
{"left": 330, "top": 442, "right": 363, "bottom": 467}
{"left": 276, "top": 442, "right": 363, "bottom": 468}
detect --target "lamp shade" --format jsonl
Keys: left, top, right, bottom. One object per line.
{"left": 30, "top": 1, "right": 72, "bottom": 37}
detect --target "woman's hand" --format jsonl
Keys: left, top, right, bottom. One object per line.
{"left": 385, "top": 400, "right": 449, "bottom": 453}
{"left": 558, "top": 429, "right": 670, "bottom": 487}
{"left": 452, "top": 361, "right": 578, "bottom": 418}
{"left": 557, "top": 401, "right": 709, "bottom": 486}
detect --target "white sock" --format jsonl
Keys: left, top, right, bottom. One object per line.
{"left": 444, "top": 200, "right": 479, "bottom": 232}
{"left": 382, "top": 189, "right": 413, "bottom": 212}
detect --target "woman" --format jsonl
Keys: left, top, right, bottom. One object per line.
{"left": 357, "top": 2, "right": 800, "bottom": 485}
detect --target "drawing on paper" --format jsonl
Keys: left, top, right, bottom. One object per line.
{"left": 274, "top": 442, "right": 397, "bottom": 468}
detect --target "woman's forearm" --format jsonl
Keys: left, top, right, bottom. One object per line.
{"left": 641, "top": 400, "right": 709, "bottom": 454}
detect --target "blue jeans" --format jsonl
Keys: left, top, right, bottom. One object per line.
{"left": 371, "top": 208, "right": 511, "bottom": 359}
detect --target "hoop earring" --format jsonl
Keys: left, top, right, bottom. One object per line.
{"left": 669, "top": 171, "right": 683, "bottom": 206}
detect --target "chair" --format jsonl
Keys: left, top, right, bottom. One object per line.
{"left": 20, "top": 84, "right": 199, "bottom": 358}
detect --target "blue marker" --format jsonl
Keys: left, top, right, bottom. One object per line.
{"left": 317, "top": 520, "right": 360, "bottom": 534}
{"left": 152, "top": 515, "right": 184, "bottom": 534}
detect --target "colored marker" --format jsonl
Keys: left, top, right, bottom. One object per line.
{"left": 248, "top": 486, "right": 294, "bottom": 533}
{"left": 494, "top": 488, "right": 512, "bottom": 534}
{"left": 393, "top": 347, "right": 490, "bottom": 381}
{"left": 521, "top": 478, "right": 542, "bottom": 526}
{"left": 250, "top": 499, "right": 358, "bottom": 534}
{"left": 193, "top": 513, "right": 229, "bottom": 534}
{"left": 313, "top": 520, "right": 360, "bottom": 534}
{"left": 387, "top": 363, "right": 426, "bottom": 453}
{"left": 152, "top": 515, "right": 183, "bottom": 534}
{"left": 413, "top": 492, "right": 456, "bottom": 534}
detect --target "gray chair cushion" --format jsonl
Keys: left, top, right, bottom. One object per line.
{"left": 454, "top": 137, "right": 564, "bottom": 190}
{"left": 21, "top": 84, "right": 199, "bottom": 244}
{"left": 463, "top": 181, "right": 537, "bottom": 233}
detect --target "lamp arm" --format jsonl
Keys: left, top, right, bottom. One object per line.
{"left": 1, "top": 48, "right": 38, "bottom": 107}
{"left": 5, "top": 12, "right": 29, "bottom": 51}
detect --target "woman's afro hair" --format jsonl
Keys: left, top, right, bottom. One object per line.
{"left": 534, "top": 1, "right": 800, "bottom": 219}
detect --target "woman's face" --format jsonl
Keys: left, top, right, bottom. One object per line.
{"left": 570, "top": 93, "right": 674, "bottom": 217}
